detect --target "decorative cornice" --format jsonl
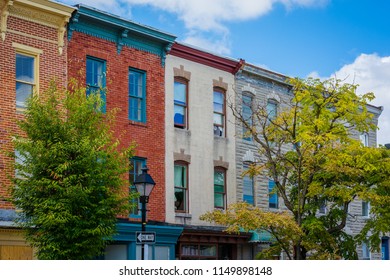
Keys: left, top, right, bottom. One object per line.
{"left": 169, "top": 42, "right": 243, "bottom": 74}
{"left": 242, "top": 62, "right": 290, "bottom": 86}
{"left": 0, "top": 0, "right": 13, "bottom": 41}
{"left": 68, "top": 5, "right": 176, "bottom": 65}
{"left": 1, "top": 0, "right": 75, "bottom": 54}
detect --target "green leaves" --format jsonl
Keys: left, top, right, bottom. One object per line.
{"left": 11, "top": 80, "right": 136, "bottom": 259}
{"left": 227, "top": 77, "right": 387, "bottom": 259}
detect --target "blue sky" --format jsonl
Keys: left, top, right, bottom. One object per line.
{"left": 60, "top": 0, "right": 390, "bottom": 145}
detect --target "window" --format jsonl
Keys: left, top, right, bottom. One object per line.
{"left": 16, "top": 53, "right": 36, "bottom": 110}
{"left": 129, "top": 68, "right": 146, "bottom": 122}
{"left": 129, "top": 157, "right": 146, "bottom": 216}
{"left": 319, "top": 201, "right": 327, "bottom": 214}
{"left": 86, "top": 57, "right": 106, "bottom": 112}
{"left": 362, "top": 241, "right": 371, "bottom": 260}
{"left": 269, "top": 180, "right": 278, "bottom": 209}
{"left": 266, "top": 99, "right": 278, "bottom": 121}
{"left": 14, "top": 149, "right": 27, "bottom": 179}
{"left": 362, "top": 201, "right": 370, "bottom": 217}
{"left": 242, "top": 94, "right": 253, "bottom": 141}
{"left": 213, "top": 88, "right": 225, "bottom": 137}
{"left": 174, "top": 162, "right": 188, "bottom": 212}
{"left": 243, "top": 165, "right": 254, "bottom": 205}
{"left": 180, "top": 244, "right": 217, "bottom": 260}
{"left": 214, "top": 168, "right": 226, "bottom": 209}
{"left": 174, "top": 78, "right": 188, "bottom": 128}
{"left": 360, "top": 133, "right": 369, "bottom": 147}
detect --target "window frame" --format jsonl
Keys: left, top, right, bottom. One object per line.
{"left": 86, "top": 56, "right": 106, "bottom": 113}
{"left": 129, "top": 157, "right": 147, "bottom": 217}
{"left": 13, "top": 43, "right": 42, "bottom": 111}
{"left": 174, "top": 77, "right": 189, "bottom": 129}
{"left": 362, "top": 200, "right": 370, "bottom": 218}
{"left": 174, "top": 161, "right": 189, "bottom": 213}
{"left": 242, "top": 164, "right": 254, "bottom": 205}
{"left": 242, "top": 93, "right": 253, "bottom": 141}
{"left": 128, "top": 68, "right": 147, "bottom": 123}
{"left": 213, "top": 87, "right": 226, "bottom": 137}
{"left": 214, "top": 167, "right": 226, "bottom": 209}
{"left": 360, "top": 132, "right": 369, "bottom": 147}
{"left": 362, "top": 241, "right": 371, "bottom": 260}
{"left": 266, "top": 99, "right": 278, "bottom": 122}
{"left": 268, "top": 179, "right": 279, "bottom": 209}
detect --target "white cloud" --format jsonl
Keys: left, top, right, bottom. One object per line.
{"left": 308, "top": 54, "right": 390, "bottom": 145}
{"left": 60, "top": 0, "right": 325, "bottom": 55}
{"left": 182, "top": 33, "right": 232, "bottom": 56}
{"left": 331, "top": 54, "right": 390, "bottom": 145}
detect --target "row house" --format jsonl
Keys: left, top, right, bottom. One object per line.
{"left": 0, "top": 0, "right": 74, "bottom": 259}
{"left": 165, "top": 43, "right": 252, "bottom": 259}
{"left": 0, "top": 0, "right": 387, "bottom": 261}
{"left": 234, "top": 62, "right": 386, "bottom": 259}
{"left": 66, "top": 4, "right": 181, "bottom": 260}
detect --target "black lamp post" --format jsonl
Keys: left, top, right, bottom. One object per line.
{"left": 134, "top": 166, "right": 155, "bottom": 260}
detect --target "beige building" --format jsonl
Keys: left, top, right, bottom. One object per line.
{"left": 165, "top": 43, "right": 252, "bottom": 259}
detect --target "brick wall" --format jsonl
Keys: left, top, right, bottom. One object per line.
{"left": 0, "top": 16, "right": 68, "bottom": 209}
{"left": 67, "top": 32, "right": 166, "bottom": 222}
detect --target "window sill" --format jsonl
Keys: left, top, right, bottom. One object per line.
{"left": 214, "top": 135, "right": 227, "bottom": 141}
{"left": 129, "top": 121, "right": 147, "bottom": 128}
{"left": 175, "top": 127, "right": 191, "bottom": 136}
{"left": 175, "top": 212, "right": 192, "bottom": 219}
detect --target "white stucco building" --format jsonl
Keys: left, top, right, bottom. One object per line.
{"left": 165, "top": 43, "right": 252, "bottom": 259}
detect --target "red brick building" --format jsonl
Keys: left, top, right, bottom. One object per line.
{"left": 67, "top": 4, "right": 181, "bottom": 259}
{"left": 0, "top": 0, "right": 74, "bottom": 259}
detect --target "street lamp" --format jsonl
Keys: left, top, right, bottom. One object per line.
{"left": 134, "top": 166, "right": 156, "bottom": 260}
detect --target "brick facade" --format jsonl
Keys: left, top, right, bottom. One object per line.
{"left": 0, "top": 8, "right": 71, "bottom": 210}
{"left": 0, "top": 0, "right": 74, "bottom": 259}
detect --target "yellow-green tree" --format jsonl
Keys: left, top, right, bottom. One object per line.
{"left": 202, "top": 77, "right": 390, "bottom": 259}
{"left": 10, "top": 82, "right": 136, "bottom": 259}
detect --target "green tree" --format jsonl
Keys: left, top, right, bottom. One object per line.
{"left": 10, "top": 82, "right": 136, "bottom": 259}
{"left": 201, "top": 77, "right": 390, "bottom": 259}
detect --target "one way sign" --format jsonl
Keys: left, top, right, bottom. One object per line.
{"left": 136, "top": 231, "right": 156, "bottom": 244}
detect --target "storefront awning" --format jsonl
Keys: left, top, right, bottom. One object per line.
{"left": 249, "top": 230, "right": 275, "bottom": 244}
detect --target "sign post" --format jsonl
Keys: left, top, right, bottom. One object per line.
{"left": 136, "top": 231, "right": 156, "bottom": 244}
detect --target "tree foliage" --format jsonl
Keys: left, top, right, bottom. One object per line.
{"left": 201, "top": 77, "right": 390, "bottom": 259}
{"left": 10, "top": 81, "right": 136, "bottom": 259}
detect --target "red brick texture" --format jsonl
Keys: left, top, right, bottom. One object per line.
{"left": 0, "top": 16, "right": 68, "bottom": 209}
{"left": 67, "top": 32, "right": 166, "bottom": 222}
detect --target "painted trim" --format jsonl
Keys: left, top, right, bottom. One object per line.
{"left": 113, "top": 222, "right": 183, "bottom": 259}
{"left": 67, "top": 5, "right": 176, "bottom": 65}
{"left": 169, "top": 42, "right": 244, "bottom": 74}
